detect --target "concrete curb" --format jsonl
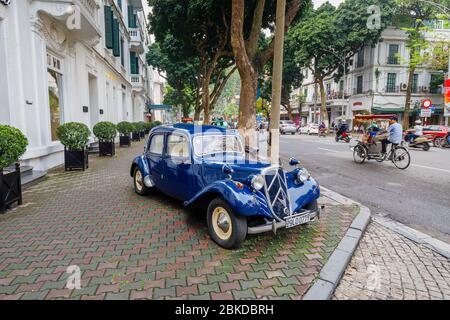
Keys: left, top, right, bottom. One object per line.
{"left": 303, "top": 187, "right": 371, "bottom": 300}
{"left": 372, "top": 214, "right": 450, "bottom": 259}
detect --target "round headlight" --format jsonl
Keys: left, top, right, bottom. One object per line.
{"left": 296, "top": 169, "right": 310, "bottom": 183}
{"left": 251, "top": 175, "right": 265, "bottom": 191}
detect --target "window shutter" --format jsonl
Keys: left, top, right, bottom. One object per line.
{"left": 104, "top": 6, "right": 113, "bottom": 49}
{"left": 128, "top": 5, "right": 134, "bottom": 28}
{"left": 112, "top": 18, "right": 120, "bottom": 57}
{"left": 130, "top": 52, "right": 137, "bottom": 74}
{"left": 136, "top": 56, "right": 139, "bottom": 74}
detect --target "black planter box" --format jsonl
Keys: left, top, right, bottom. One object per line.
{"left": 120, "top": 135, "right": 131, "bottom": 147}
{"left": 0, "top": 164, "right": 23, "bottom": 213}
{"left": 99, "top": 141, "right": 115, "bottom": 157}
{"left": 140, "top": 131, "right": 145, "bottom": 138}
{"left": 132, "top": 132, "right": 141, "bottom": 141}
{"left": 64, "top": 148, "right": 89, "bottom": 171}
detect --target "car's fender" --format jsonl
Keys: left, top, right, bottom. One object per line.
{"left": 286, "top": 171, "right": 321, "bottom": 212}
{"left": 184, "top": 180, "right": 273, "bottom": 219}
{"left": 130, "top": 155, "right": 150, "bottom": 178}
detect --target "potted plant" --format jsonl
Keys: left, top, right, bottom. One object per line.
{"left": 0, "top": 125, "right": 28, "bottom": 212}
{"left": 93, "top": 121, "right": 117, "bottom": 156}
{"left": 131, "top": 123, "right": 141, "bottom": 142}
{"left": 138, "top": 121, "right": 146, "bottom": 138}
{"left": 117, "top": 121, "right": 133, "bottom": 147}
{"left": 57, "top": 122, "right": 91, "bottom": 171}
{"left": 144, "top": 122, "right": 152, "bottom": 134}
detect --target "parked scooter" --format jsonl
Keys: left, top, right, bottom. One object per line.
{"left": 335, "top": 131, "right": 351, "bottom": 143}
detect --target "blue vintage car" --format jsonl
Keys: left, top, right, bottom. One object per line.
{"left": 130, "top": 124, "right": 321, "bottom": 249}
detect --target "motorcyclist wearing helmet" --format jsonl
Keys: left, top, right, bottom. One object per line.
{"left": 406, "top": 120, "right": 423, "bottom": 143}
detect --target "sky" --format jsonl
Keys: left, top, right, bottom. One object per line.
{"left": 143, "top": 0, "right": 346, "bottom": 16}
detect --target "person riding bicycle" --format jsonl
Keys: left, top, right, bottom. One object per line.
{"left": 381, "top": 116, "right": 403, "bottom": 154}
{"left": 405, "top": 120, "right": 423, "bottom": 143}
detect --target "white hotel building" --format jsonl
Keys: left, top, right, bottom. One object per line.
{"left": 0, "top": 0, "right": 165, "bottom": 173}
{"left": 292, "top": 25, "right": 450, "bottom": 128}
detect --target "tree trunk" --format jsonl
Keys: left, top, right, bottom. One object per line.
{"left": 202, "top": 76, "right": 211, "bottom": 125}
{"left": 318, "top": 79, "right": 329, "bottom": 126}
{"left": 238, "top": 74, "right": 258, "bottom": 147}
{"left": 403, "top": 66, "right": 415, "bottom": 130}
{"left": 231, "top": 0, "right": 258, "bottom": 148}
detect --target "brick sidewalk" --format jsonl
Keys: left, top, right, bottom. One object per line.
{"left": 334, "top": 222, "right": 450, "bottom": 300}
{"left": 0, "top": 139, "right": 359, "bottom": 300}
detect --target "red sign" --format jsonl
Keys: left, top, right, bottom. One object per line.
{"left": 422, "top": 99, "right": 432, "bottom": 109}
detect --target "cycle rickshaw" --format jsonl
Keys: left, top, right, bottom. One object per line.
{"left": 351, "top": 114, "right": 411, "bottom": 170}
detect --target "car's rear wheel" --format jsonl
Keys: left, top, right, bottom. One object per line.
{"left": 133, "top": 167, "right": 150, "bottom": 195}
{"left": 207, "top": 198, "right": 247, "bottom": 249}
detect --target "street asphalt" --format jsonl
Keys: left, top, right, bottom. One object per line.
{"left": 257, "top": 132, "right": 450, "bottom": 244}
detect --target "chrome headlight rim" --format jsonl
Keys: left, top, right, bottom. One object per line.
{"left": 250, "top": 174, "right": 265, "bottom": 191}
{"left": 296, "top": 168, "right": 310, "bottom": 183}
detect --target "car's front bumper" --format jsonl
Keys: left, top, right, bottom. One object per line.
{"left": 247, "top": 206, "right": 322, "bottom": 235}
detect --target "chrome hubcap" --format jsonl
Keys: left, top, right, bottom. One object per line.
{"left": 212, "top": 207, "right": 232, "bottom": 240}
{"left": 135, "top": 170, "right": 143, "bottom": 191}
{"left": 217, "top": 213, "right": 230, "bottom": 233}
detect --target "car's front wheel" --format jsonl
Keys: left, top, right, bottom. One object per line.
{"left": 133, "top": 167, "right": 151, "bottom": 195}
{"left": 207, "top": 198, "right": 247, "bottom": 249}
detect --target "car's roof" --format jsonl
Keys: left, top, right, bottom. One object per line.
{"left": 152, "top": 123, "right": 236, "bottom": 135}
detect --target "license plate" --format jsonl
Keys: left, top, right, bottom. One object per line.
{"left": 285, "top": 213, "right": 311, "bottom": 229}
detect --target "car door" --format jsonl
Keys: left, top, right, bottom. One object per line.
{"left": 163, "top": 133, "right": 199, "bottom": 201}
{"left": 146, "top": 133, "right": 166, "bottom": 190}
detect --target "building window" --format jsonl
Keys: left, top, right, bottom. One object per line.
{"left": 326, "top": 82, "right": 331, "bottom": 95}
{"left": 339, "top": 80, "right": 344, "bottom": 94}
{"left": 357, "top": 47, "right": 364, "bottom": 68}
{"left": 412, "top": 74, "right": 418, "bottom": 93}
{"left": 430, "top": 74, "right": 443, "bottom": 94}
{"left": 356, "top": 76, "right": 363, "bottom": 94}
{"left": 386, "top": 73, "right": 397, "bottom": 93}
{"left": 47, "top": 69, "right": 63, "bottom": 141}
{"left": 117, "top": 0, "right": 122, "bottom": 11}
{"left": 303, "top": 88, "right": 308, "bottom": 97}
{"left": 120, "top": 38, "right": 125, "bottom": 66}
{"left": 388, "top": 44, "right": 399, "bottom": 64}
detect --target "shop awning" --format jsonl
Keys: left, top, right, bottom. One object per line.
{"left": 148, "top": 104, "right": 172, "bottom": 110}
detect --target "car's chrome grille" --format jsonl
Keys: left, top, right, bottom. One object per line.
{"left": 262, "top": 167, "right": 291, "bottom": 220}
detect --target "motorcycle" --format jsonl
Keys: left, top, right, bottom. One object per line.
{"left": 335, "top": 131, "right": 351, "bottom": 143}
{"left": 319, "top": 128, "right": 327, "bottom": 138}
{"left": 403, "top": 132, "right": 432, "bottom": 151}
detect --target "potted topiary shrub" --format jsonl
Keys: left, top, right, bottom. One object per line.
{"left": 57, "top": 122, "right": 91, "bottom": 171}
{"left": 152, "top": 121, "right": 162, "bottom": 127}
{"left": 144, "top": 122, "right": 152, "bottom": 134}
{"left": 131, "top": 123, "right": 141, "bottom": 142}
{"left": 93, "top": 121, "right": 117, "bottom": 157}
{"left": 138, "top": 121, "right": 146, "bottom": 138}
{"left": 117, "top": 121, "right": 133, "bottom": 147}
{"left": 0, "top": 125, "right": 28, "bottom": 212}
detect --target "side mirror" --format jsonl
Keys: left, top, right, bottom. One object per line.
{"left": 289, "top": 158, "right": 300, "bottom": 166}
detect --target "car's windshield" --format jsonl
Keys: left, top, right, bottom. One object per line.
{"left": 193, "top": 135, "right": 244, "bottom": 157}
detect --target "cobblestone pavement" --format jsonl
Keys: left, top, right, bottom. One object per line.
{"left": 0, "top": 139, "right": 359, "bottom": 300}
{"left": 334, "top": 222, "right": 450, "bottom": 300}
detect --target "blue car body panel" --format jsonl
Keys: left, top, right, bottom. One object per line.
{"left": 131, "top": 124, "right": 320, "bottom": 221}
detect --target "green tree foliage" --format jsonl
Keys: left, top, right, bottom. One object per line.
{"left": 393, "top": 0, "right": 447, "bottom": 128}
{"left": 289, "top": 0, "right": 394, "bottom": 125}
{"left": 148, "top": 0, "right": 235, "bottom": 123}
{"left": 163, "top": 85, "right": 196, "bottom": 119}
{"left": 0, "top": 125, "right": 28, "bottom": 169}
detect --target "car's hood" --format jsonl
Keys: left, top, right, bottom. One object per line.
{"left": 200, "top": 154, "right": 272, "bottom": 184}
